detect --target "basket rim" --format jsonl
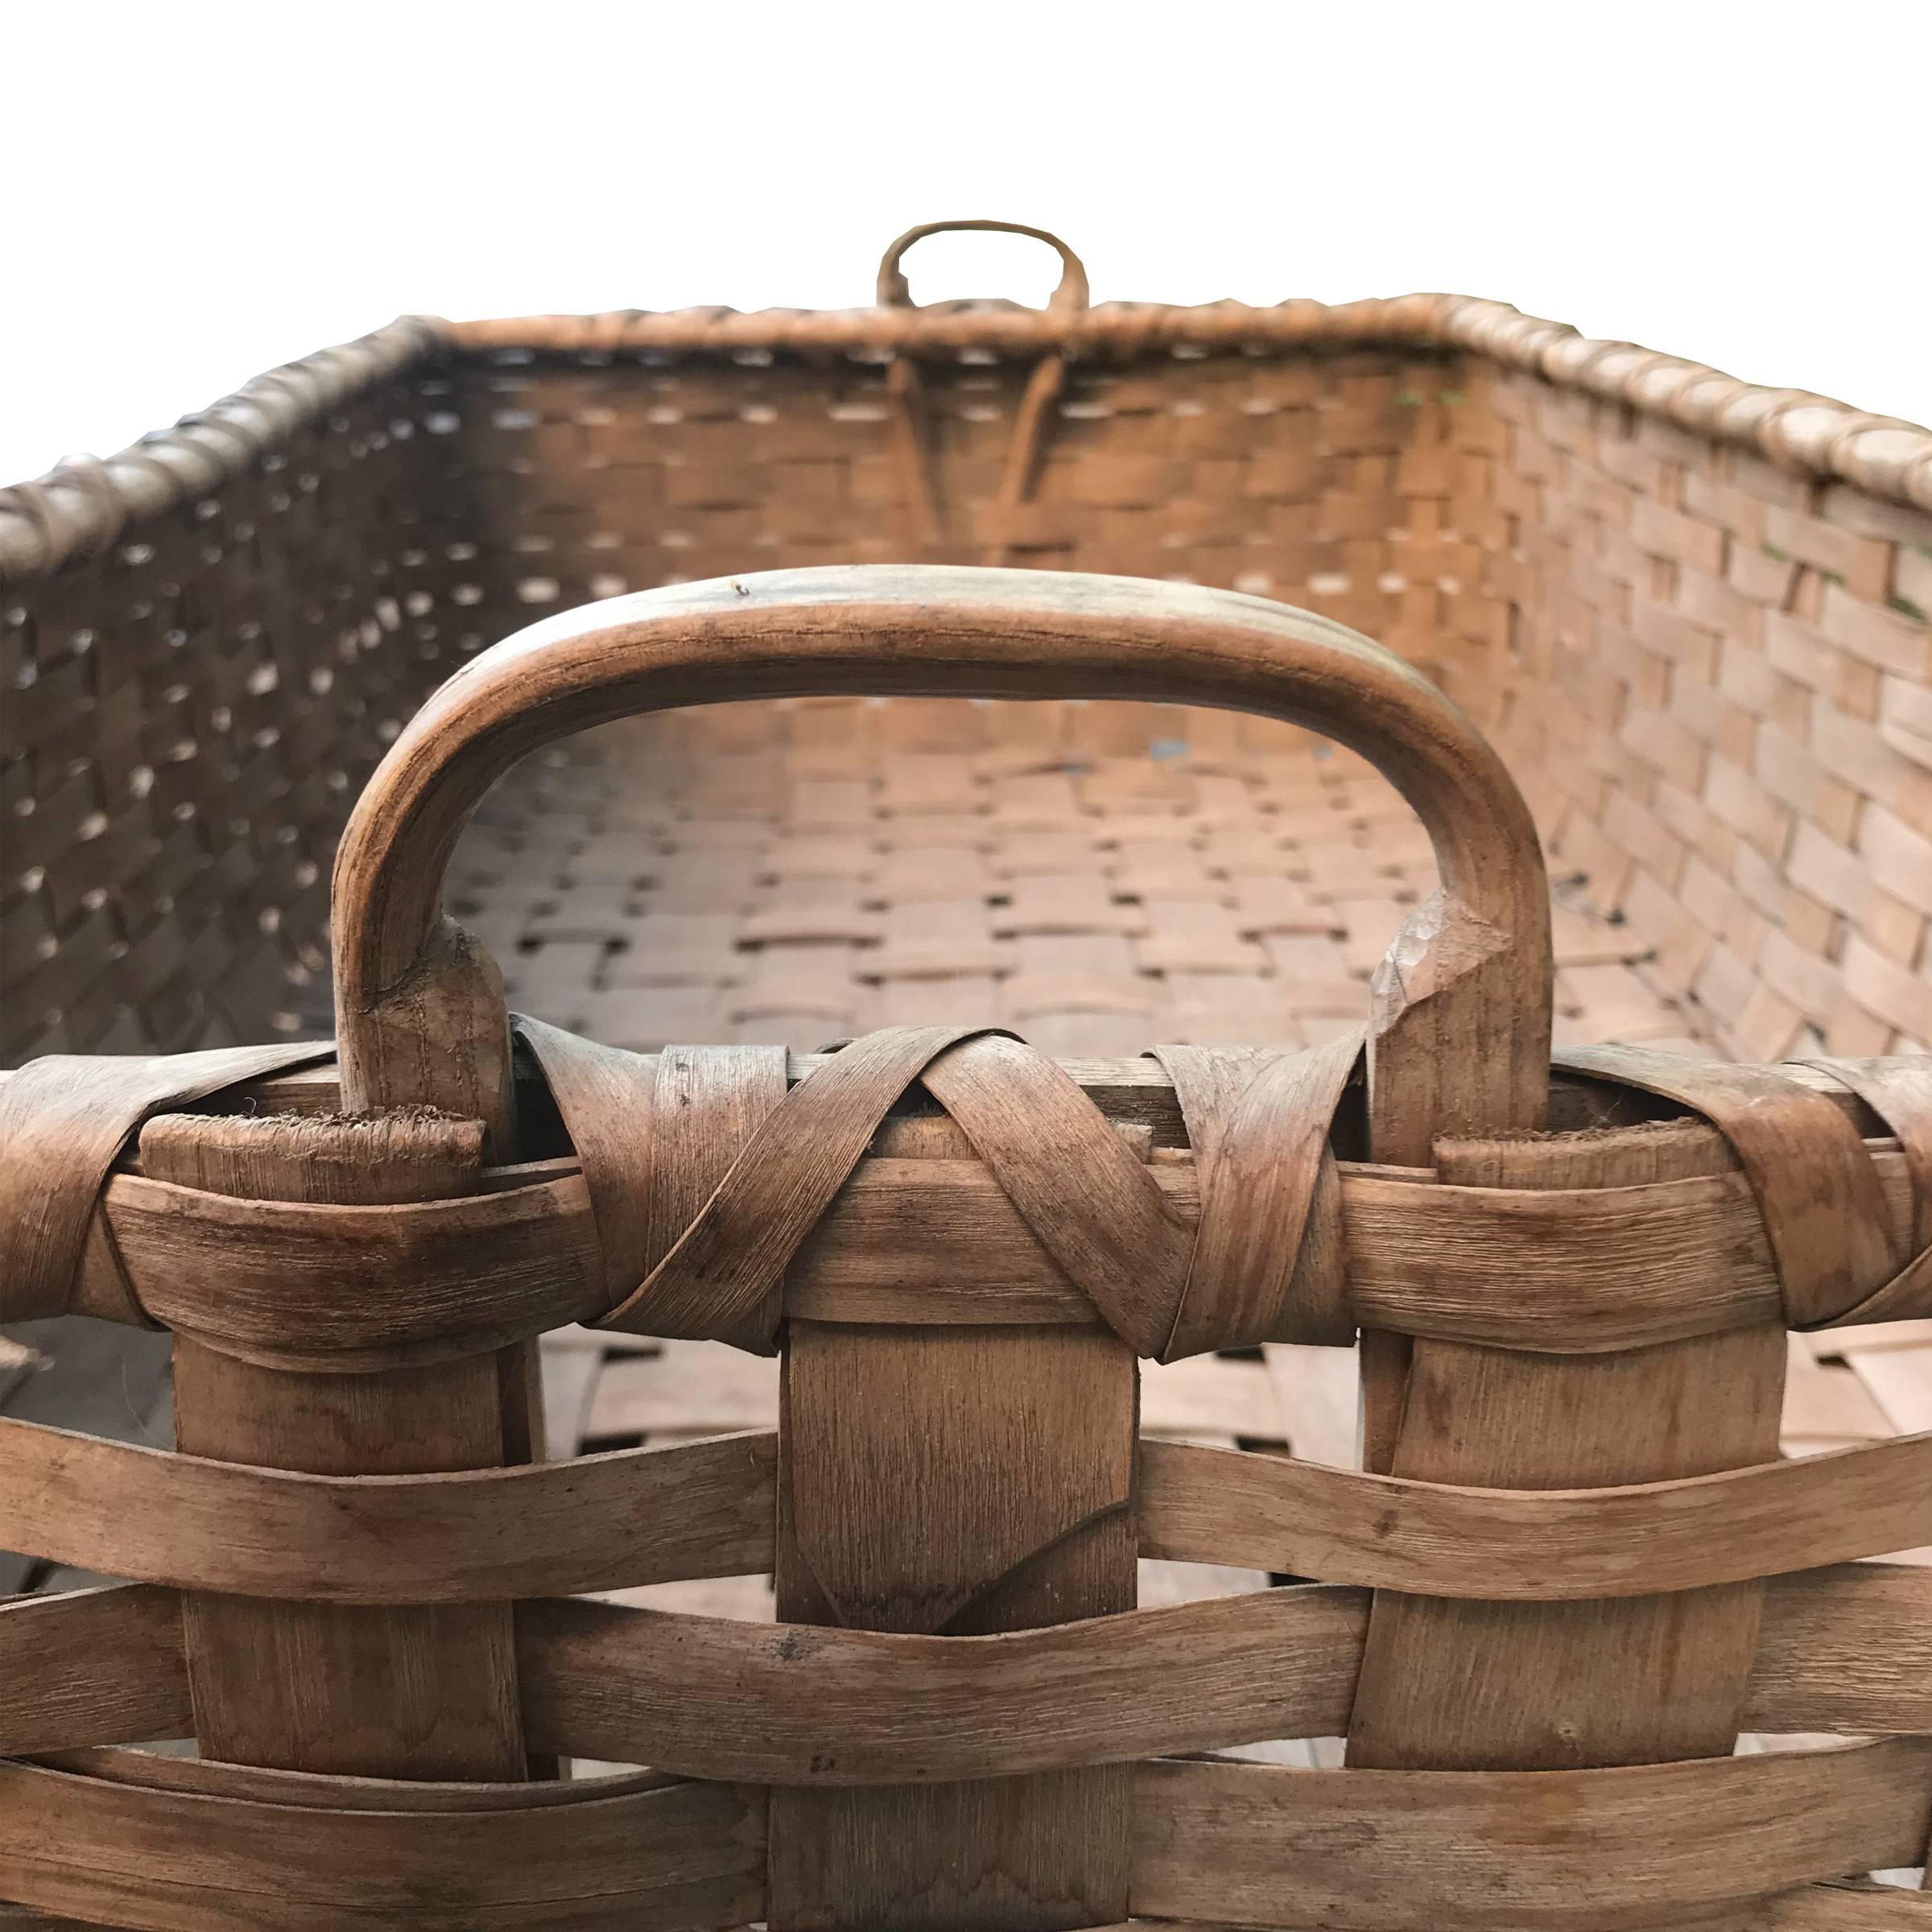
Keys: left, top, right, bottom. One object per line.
{"left": 2, "top": 291, "right": 1927, "bottom": 588}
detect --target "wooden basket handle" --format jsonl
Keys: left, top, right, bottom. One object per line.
{"left": 332, "top": 567, "right": 1551, "bottom": 1162}
{"left": 877, "top": 221, "right": 1090, "bottom": 312}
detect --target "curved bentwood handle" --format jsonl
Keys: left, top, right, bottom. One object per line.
{"left": 332, "top": 567, "right": 1552, "bottom": 1165}
{"left": 877, "top": 220, "right": 1090, "bottom": 313}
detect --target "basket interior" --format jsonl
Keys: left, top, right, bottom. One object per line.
{"left": 2, "top": 325, "right": 1928, "bottom": 1066}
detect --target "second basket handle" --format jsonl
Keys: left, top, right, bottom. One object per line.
{"left": 331, "top": 565, "right": 1552, "bottom": 1172}
{"left": 877, "top": 220, "right": 1090, "bottom": 312}
{"left": 875, "top": 221, "right": 1089, "bottom": 551}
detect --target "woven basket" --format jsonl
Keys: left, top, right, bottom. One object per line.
{"left": 0, "top": 223, "right": 1929, "bottom": 1930}
{"left": 2, "top": 220, "right": 1928, "bottom": 1066}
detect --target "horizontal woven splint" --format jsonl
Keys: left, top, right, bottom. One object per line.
{"left": 2, "top": 566, "right": 1929, "bottom": 1931}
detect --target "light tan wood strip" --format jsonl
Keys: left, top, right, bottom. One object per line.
{"left": 1129, "top": 1740, "right": 1932, "bottom": 1931}
{"left": 1785, "top": 1331, "right": 1901, "bottom": 1451}
{"left": 1849, "top": 1344, "right": 1932, "bottom": 1434}
{"left": 0, "top": 1586, "right": 190, "bottom": 1757}
{"left": 1765, "top": 1885, "right": 1932, "bottom": 1929}
{"left": 537, "top": 1332, "right": 604, "bottom": 1457}
{"left": 581, "top": 1340, "right": 778, "bottom": 1439}
{"left": 1139, "top": 1355, "right": 1286, "bottom": 1443}
{"left": 6, "top": 1416, "right": 1930, "bottom": 1608}
{"left": 1746, "top": 1563, "right": 1932, "bottom": 1734}
{"left": 0, "top": 1419, "right": 778, "bottom": 1600}
{"left": 7, "top": 1560, "right": 1926, "bottom": 1771}
{"left": 519, "top": 1586, "right": 1366, "bottom": 1779}
{"left": 1135, "top": 1432, "right": 1932, "bottom": 1596}
{"left": 1263, "top": 1342, "right": 1360, "bottom": 1468}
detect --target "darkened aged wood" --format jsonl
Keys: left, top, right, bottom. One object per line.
{"left": 140, "top": 1110, "right": 526, "bottom": 1780}
{"left": 2, "top": 1053, "right": 1869, "bottom": 1141}
{"left": 1348, "top": 1119, "right": 1788, "bottom": 1779}
{"left": 0, "top": 1752, "right": 763, "bottom": 1932}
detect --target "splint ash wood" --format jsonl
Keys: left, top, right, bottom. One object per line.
{"left": 2, "top": 565, "right": 1930, "bottom": 1928}
{"left": 2, "top": 1418, "right": 1930, "bottom": 1607}
{"left": 28, "top": 1106, "right": 1919, "bottom": 1363}
{"left": 8, "top": 221, "right": 1931, "bottom": 1075}
{"left": 141, "top": 1109, "right": 526, "bottom": 1781}
{"left": 6, "top": 1564, "right": 1931, "bottom": 1777}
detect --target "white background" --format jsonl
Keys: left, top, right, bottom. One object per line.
{"left": 4, "top": 1, "right": 1927, "bottom": 484}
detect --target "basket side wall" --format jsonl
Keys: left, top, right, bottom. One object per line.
{"left": 0, "top": 372, "right": 478, "bottom": 1061}
{"left": 5, "top": 330, "right": 1928, "bottom": 1062}
{"left": 430, "top": 341, "right": 1500, "bottom": 705}
{"left": 1474, "top": 365, "right": 1932, "bottom": 1058}
{"left": 436, "top": 340, "right": 1932, "bottom": 1056}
